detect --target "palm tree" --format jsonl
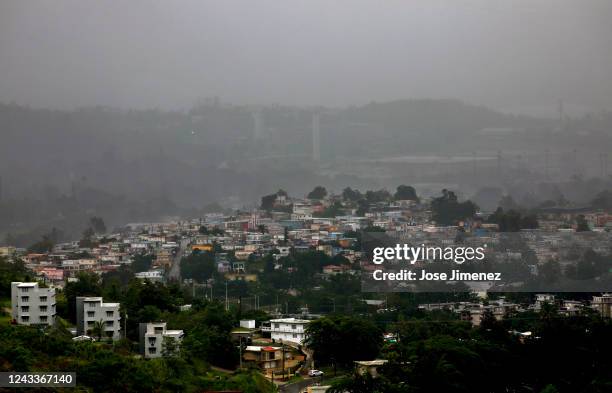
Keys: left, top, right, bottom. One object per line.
{"left": 92, "top": 319, "right": 104, "bottom": 341}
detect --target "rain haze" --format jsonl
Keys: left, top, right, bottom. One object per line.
{"left": 1, "top": 0, "right": 612, "bottom": 114}
{"left": 1, "top": 0, "right": 612, "bottom": 246}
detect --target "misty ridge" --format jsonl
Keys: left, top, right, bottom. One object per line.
{"left": 2, "top": 0, "right": 612, "bottom": 246}
{"left": 1, "top": 98, "right": 612, "bottom": 246}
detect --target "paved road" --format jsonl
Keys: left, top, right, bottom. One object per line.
{"left": 168, "top": 238, "right": 190, "bottom": 281}
{"left": 278, "top": 377, "right": 321, "bottom": 393}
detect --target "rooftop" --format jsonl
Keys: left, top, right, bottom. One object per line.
{"left": 270, "top": 318, "right": 311, "bottom": 324}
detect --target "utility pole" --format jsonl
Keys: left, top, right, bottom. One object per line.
{"left": 281, "top": 340, "right": 285, "bottom": 380}
{"left": 238, "top": 337, "right": 243, "bottom": 369}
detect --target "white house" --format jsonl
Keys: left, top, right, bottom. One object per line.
{"left": 263, "top": 318, "right": 310, "bottom": 345}
{"left": 134, "top": 270, "right": 164, "bottom": 283}
{"left": 240, "top": 319, "right": 256, "bottom": 329}
{"left": 139, "top": 322, "right": 184, "bottom": 358}
{"left": 76, "top": 296, "right": 121, "bottom": 340}
{"left": 11, "top": 282, "right": 56, "bottom": 326}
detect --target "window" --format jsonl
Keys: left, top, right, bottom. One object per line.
{"left": 20, "top": 287, "right": 29, "bottom": 293}
{"left": 149, "top": 347, "right": 157, "bottom": 354}
{"left": 88, "top": 302, "right": 96, "bottom": 308}
{"left": 292, "top": 324, "right": 296, "bottom": 329}
{"left": 106, "top": 321, "right": 113, "bottom": 327}
{"left": 148, "top": 337, "right": 157, "bottom": 345}
{"left": 293, "top": 333, "right": 297, "bottom": 338}
{"left": 40, "top": 296, "right": 47, "bottom": 302}
{"left": 154, "top": 327, "right": 164, "bottom": 334}
{"left": 40, "top": 316, "right": 48, "bottom": 323}
{"left": 21, "top": 306, "right": 29, "bottom": 312}
{"left": 87, "top": 311, "right": 95, "bottom": 318}
{"left": 40, "top": 306, "right": 47, "bottom": 312}
{"left": 87, "top": 321, "right": 94, "bottom": 326}
{"left": 274, "top": 323, "right": 280, "bottom": 328}
{"left": 106, "top": 311, "right": 113, "bottom": 318}
{"left": 21, "top": 316, "right": 29, "bottom": 322}
{"left": 21, "top": 296, "right": 29, "bottom": 302}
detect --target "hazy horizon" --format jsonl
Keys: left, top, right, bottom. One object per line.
{"left": 2, "top": 0, "right": 612, "bottom": 117}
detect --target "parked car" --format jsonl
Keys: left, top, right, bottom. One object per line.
{"left": 308, "top": 370, "right": 324, "bottom": 377}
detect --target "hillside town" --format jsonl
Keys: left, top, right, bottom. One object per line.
{"left": 2, "top": 185, "right": 612, "bottom": 392}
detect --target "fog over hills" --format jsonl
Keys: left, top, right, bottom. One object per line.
{"left": 1, "top": 99, "right": 611, "bottom": 246}
{"left": 2, "top": 0, "right": 612, "bottom": 245}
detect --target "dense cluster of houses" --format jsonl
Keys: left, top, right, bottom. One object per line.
{"left": 1, "top": 190, "right": 611, "bottom": 292}
{"left": 4, "top": 191, "right": 612, "bottom": 379}
{"left": 418, "top": 293, "right": 612, "bottom": 327}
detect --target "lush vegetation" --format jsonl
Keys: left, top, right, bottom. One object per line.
{"left": 0, "top": 320, "right": 273, "bottom": 392}
{"left": 431, "top": 189, "right": 478, "bottom": 226}
{"left": 325, "top": 307, "right": 612, "bottom": 393}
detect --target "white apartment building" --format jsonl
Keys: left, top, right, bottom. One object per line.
{"left": 534, "top": 294, "right": 556, "bottom": 310}
{"left": 263, "top": 318, "right": 310, "bottom": 345}
{"left": 139, "top": 322, "right": 184, "bottom": 358}
{"left": 11, "top": 282, "right": 56, "bottom": 326}
{"left": 592, "top": 294, "right": 612, "bottom": 318}
{"left": 76, "top": 296, "right": 121, "bottom": 340}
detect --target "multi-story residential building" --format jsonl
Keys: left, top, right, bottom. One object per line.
{"left": 0, "top": 246, "right": 16, "bottom": 259}
{"left": 534, "top": 294, "right": 556, "bottom": 310}
{"left": 592, "top": 294, "right": 612, "bottom": 318}
{"left": 11, "top": 282, "right": 56, "bottom": 326}
{"left": 262, "top": 318, "right": 310, "bottom": 344}
{"left": 139, "top": 322, "right": 184, "bottom": 358}
{"left": 76, "top": 296, "right": 121, "bottom": 340}
{"left": 242, "top": 345, "right": 305, "bottom": 376}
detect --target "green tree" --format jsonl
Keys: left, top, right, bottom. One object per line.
{"left": 63, "top": 272, "right": 102, "bottom": 322}
{"left": 27, "top": 235, "right": 54, "bottom": 253}
{"left": 365, "top": 189, "right": 391, "bottom": 203}
{"left": 431, "top": 189, "right": 477, "bottom": 226}
{"left": 308, "top": 186, "right": 328, "bottom": 200}
{"left": 342, "top": 187, "right": 363, "bottom": 202}
{"left": 131, "top": 254, "right": 154, "bottom": 272}
{"left": 0, "top": 257, "right": 30, "bottom": 297}
{"left": 89, "top": 216, "right": 107, "bottom": 234}
{"left": 180, "top": 251, "right": 215, "bottom": 282}
{"left": 394, "top": 184, "right": 419, "bottom": 201}
{"left": 91, "top": 319, "right": 104, "bottom": 341}
{"left": 162, "top": 336, "right": 180, "bottom": 358}
{"left": 305, "top": 315, "right": 383, "bottom": 369}
{"left": 79, "top": 227, "right": 96, "bottom": 248}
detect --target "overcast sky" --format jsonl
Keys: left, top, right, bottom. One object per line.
{"left": 1, "top": 0, "right": 611, "bottom": 115}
